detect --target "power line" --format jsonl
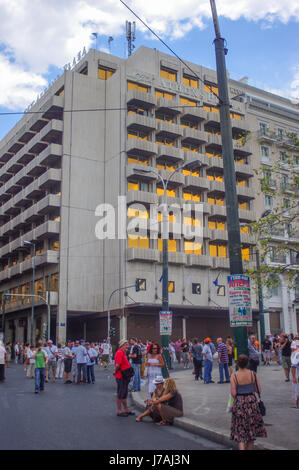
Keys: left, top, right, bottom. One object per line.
{"left": 119, "top": 0, "right": 221, "bottom": 103}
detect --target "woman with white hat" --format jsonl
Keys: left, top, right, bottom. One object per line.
{"left": 136, "top": 376, "right": 165, "bottom": 423}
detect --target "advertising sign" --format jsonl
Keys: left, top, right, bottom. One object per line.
{"left": 227, "top": 274, "right": 252, "bottom": 327}
{"left": 159, "top": 311, "right": 173, "bottom": 335}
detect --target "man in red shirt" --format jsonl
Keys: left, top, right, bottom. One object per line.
{"left": 114, "top": 339, "right": 135, "bottom": 417}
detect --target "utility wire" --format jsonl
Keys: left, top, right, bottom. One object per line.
{"left": 119, "top": 0, "right": 221, "bottom": 103}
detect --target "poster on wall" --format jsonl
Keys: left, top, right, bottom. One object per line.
{"left": 227, "top": 274, "right": 252, "bottom": 327}
{"left": 159, "top": 311, "right": 173, "bottom": 335}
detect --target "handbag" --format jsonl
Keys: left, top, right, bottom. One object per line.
{"left": 254, "top": 372, "right": 266, "bottom": 416}
{"left": 121, "top": 367, "right": 134, "bottom": 381}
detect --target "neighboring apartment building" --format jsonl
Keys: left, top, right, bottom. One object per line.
{"left": 0, "top": 46, "right": 297, "bottom": 345}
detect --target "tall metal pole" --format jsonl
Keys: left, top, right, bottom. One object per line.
{"left": 256, "top": 250, "right": 265, "bottom": 343}
{"left": 161, "top": 183, "right": 170, "bottom": 378}
{"left": 210, "top": 0, "right": 248, "bottom": 357}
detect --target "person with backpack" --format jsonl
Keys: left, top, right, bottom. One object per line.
{"left": 191, "top": 338, "right": 203, "bottom": 381}
{"left": 128, "top": 338, "right": 142, "bottom": 392}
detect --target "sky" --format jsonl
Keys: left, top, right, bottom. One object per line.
{"left": 0, "top": 0, "right": 298, "bottom": 140}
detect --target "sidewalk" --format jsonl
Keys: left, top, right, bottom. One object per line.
{"left": 131, "top": 362, "right": 298, "bottom": 450}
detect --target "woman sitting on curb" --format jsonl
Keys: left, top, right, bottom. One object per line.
{"left": 149, "top": 377, "right": 183, "bottom": 426}
{"left": 136, "top": 376, "right": 165, "bottom": 423}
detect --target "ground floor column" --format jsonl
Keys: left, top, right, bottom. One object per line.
{"left": 119, "top": 313, "right": 128, "bottom": 341}
{"left": 182, "top": 317, "right": 186, "bottom": 339}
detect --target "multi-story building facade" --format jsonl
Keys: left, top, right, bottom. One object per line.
{"left": 0, "top": 46, "right": 297, "bottom": 345}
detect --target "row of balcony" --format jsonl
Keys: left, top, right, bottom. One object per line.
{"left": 258, "top": 129, "right": 298, "bottom": 149}
{"left": 0, "top": 168, "right": 61, "bottom": 215}
{"left": 0, "top": 95, "right": 64, "bottom": 164}
{"left": 0, "top": 250, "right": 59, "bottom": 282}
{"left": 126, "top": 190, "right": 256, "bottom": 221}
{"left": 3, "top": 290, "right": 59, "bottom": 314}
{"left": 0, "top": 221, "right": 60, "bottom": 259}
{"left": 0, "top": 194, "right": 61, "bottom": 238}
{"left": 127, "top": 247, "right": 233, "bottom": 269}
{"left": 126, "top": 90, "right": 247, "bottom": 132}
{"left": 126, "top": 137, "right": 252, "bottom": 163}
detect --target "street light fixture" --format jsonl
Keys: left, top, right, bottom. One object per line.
{"left": 133, "top": 158, "right": 202, "bottom": 376}
{"left": 24, "top": 240, "right": 36, "bottom": 345}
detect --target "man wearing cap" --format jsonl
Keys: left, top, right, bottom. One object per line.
{"left": 202, "top": 338, "right": 214, "bottom": 384}
{"left": 113, "top": 339, "right": 135, "bottom": 417}
{"left": 44, "top": 340, "right": 58, "bottom": 383}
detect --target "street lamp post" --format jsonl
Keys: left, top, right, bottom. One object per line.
{"left": 134, "top": 158, "right": 202, "bottom": 377}
{"left": 24, "top": 241, "right": 36, "bottom": 345}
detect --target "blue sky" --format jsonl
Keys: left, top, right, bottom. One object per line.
{"left": 0, "top": 0, "right": 298, "bottom": 141}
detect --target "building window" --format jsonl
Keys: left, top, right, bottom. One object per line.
{"left": 98, "top": 67, "right": 115, "bottom": 80}
{"left": 182, "top": 143, "right": 200, "bottom": 153}
{"left": 156, "top": 112, "right": 174, "bottom": 122}
{"left": 168, "top": 281, "right": 175, "bottom": 293}
{"left": 128, "top": 235, "right": 149, "bottom": 249}
{"left": 128, "top": 81, "right": 148, "bottom": 92}
{"left": 208, "top": 220, "right": 226, "bottom": 230}
{"left": 157, "top": 187, "right": 176, "bottom": 197}
{"left": 136, "top": 279, "right": 146, "bottom": 291}
{"left": 128, "top": 181, "right": 150, "bottom": 192}
{"left": 156, "top": 162, "right": 175, "bottom": 171}
{"left": 127, "top": 207, "right": 149, "bottom": 219}
{"left": 183, "top": 190, "right": 201, "bottom": 202}
{"left": 183, "top": 75, "right": 198, "bottom": 88}
{"left": 184, "top": 242, "right": 202, "bottom": 255}
{"left": 160, "top": 68, "right": 177, "bottom": 82}
{"left": 204, "top": 105, "right": 219, "bottom": 114}
{"left": 192, "top": 283, "right": 201, "bottom": 294}
{"left": 156, "top": 136, "right": 175, "bottom": 147}
{"left": 264, "top": 195, "right": 274, "bottom": 209}
{"left": 230, "top": 112, "right": 243, "bottom": 120}
{"left": 158, "top": 238, "right": 177, "bottom": 252}
{"left": 260, "top": 145, "right": 270, "bottom": 159}
{"left": 209, "top": 243, "right": 227, "bottom": 258}
{"left": 128, "top": 130, "right": 149, "bottom": 141}
{"left": 242, "top": 247, "right": 250, "bottom": 261}
{"left": 181, "top": 119, "right": 198, "bottom": 129}
{"left": 34, "top": 279, "right": 44, "bottom": 295}
{"left": 180, "top": 97, "right": 197, "bottom": 107}
{"left": 127, "top": 155, "right": 148, "bottom": 166}
{"left": 204, "top": 83, "right": 218, "bottom": 94}
{"left": 155, "top": 89, "right": 175, "bottom": 100}
{"left": 207, "top": 196, "right": 224, "bottom": 206}
{"left": 128, "top": 106, "right": 149, "bottom": 116}
{"left": 49, "top": 240, "right": 60, "bottom": 251}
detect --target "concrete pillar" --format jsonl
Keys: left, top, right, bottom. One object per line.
{"left": 119, "top": 314, "right": 128, "bottom": 341}
{"left": 264, "top": 312, "right": 271, "bottom": 336}
{"left": 281, "top": 285, "right": 291, "bottom": 334}
{"left": 56, "top": 307, "right": 67, "bottom": 345}
{"left": 182, "top": 317, "right": 186, "bottom": 339}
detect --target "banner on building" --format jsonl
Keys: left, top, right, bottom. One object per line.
{"left": 159, "top": 311, "right": 173, "bottom": 335}
{"left": 227, "top": 274, "right": 252, "bottom": 327}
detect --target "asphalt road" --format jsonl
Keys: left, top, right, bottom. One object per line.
{"left": 0, "top": 363, "right": 229, "bottom": 451}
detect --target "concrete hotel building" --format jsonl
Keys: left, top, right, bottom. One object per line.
{"left": 0, "top": 47, "right": 298, "bottom": 345}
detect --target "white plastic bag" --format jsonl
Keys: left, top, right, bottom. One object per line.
{"left": 226, "top": 394, "right": 234, "bottom": 413}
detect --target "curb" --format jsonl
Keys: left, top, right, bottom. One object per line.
{"left": 130, "top": 391, "right": 287, "bottom": 451}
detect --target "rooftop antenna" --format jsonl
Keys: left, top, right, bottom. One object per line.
{"left": 126, "top": 20, "right": 136, "bottom": 56}
{"left": 108, "top": 36, "right": 114, "bottom": 54}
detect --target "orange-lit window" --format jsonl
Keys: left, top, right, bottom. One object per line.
{"left": 128, "top": 235, "right": 149, "bottom": 249}
{"left": 230, "top": 112, "right": 243, "bottom": 121}
{"left": 240, "top": 225, "right": 249, "bottom": 234}
{"left": 242, "top": 248, "right": 250, "bottom": 261}
{"left": 238, "top": 201, "right": 249, "bottom": 210}
{"left": 128, "top": 130, "right": 148, "bottom": 141}
{"left": 180, "top": 97, "right": 197, "bottom": 107}
{"left": 184, "top": 217, "right": 200, "bottom": 227}
{"left": 156, "top": 113, "right": 174, "bottom": 123}
{"left": 183, "top": 76, "right": 198, "bottom": 88}
{"left": 155, "top": 89, "right": 175, "bottom": 100}
{"left": 127, "top": 208, "right": 149, "bottom": 219}
{"left": 236, "top": 179, "right": 247, "bottom": 187}
{"left": 182, "top": 143, "right": 199, "bottom": 153}
{"left": 156, "top": 137, "right": 175, "bottom": 147}
{"left": 156, "top": 163, "right": 175, "bottom": 171}
{"left": 204, "top": 84, "right": 219, "bottom": 94}
{"left": 208, "top": 220, "right": 226, "bottom": 230}
{"left": 181, "top": 119, "right": 198, "bottom": 129}
{"left": 184, "top": 241, "right": 202, "bottom": 254}
{"left": 158, "top": 213, "right": 176, "bottom": 223}
{"left": 160, "top": 68, "right": 177, "bottom": 81}
{"left": 128, "top": 81, "right": 149, "bottom": 92}
{"left": 127, "top": 156, "right": 148, "bottom": 166}
{"left": 128, "top": 182, "right": 139, "bottom": 191}
{"left": 182, "top": 169, "right": 199, "bottom": 177}
{"left": 156, "top": 187, "right": 176, "bottom": 197}
{"left": 50, "top": 240, "right": 60, "bottom": 251}
{"left": 98, "top": 67, "right": 115, "bottom": 80}
{"left": 204, "top": 105, "right": 219, "bottom": 114}
{"left": 209, "top": 243, "right": 227, "bottom": 258}
{"left": 183, "top": 191, "right": 201, "bottom": 202}
{"left": 158, "top": 238, "right": 177, "bottom": 252}
{"left": 235, "top": 157, "right": 246, "bottom": 164}
{"left": 168, "top": 281, "right": 175, "bottom": 293}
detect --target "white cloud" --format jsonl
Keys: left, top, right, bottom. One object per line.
{"left": 0, "top": 0, "right": 298, "bottom": 108}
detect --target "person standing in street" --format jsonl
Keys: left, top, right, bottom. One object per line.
{"left": 248, "top": 334, "right": 260, "bottom": 372}
{"left": 174, "top": 339, "right": 182, "bottom": 364}
{"left": 230, "top": 354, "right": 267, "bottom": 450}
{"left": 86, "top": 342, "right": 96, "bottom": 384}
{"left": 0, "top": 340, "right": 6, "bottom": 382}
{"left": 281, "top": 334, "right": 292, "bottom": 382}
{"left": 113, "top": 339, "right": 135, "bottom": 417}
{"left": 55, "top": 343, "right": 65, "bottom": 380}
{"left": 5, "top": 342, "right": 11, "bottom": 368}
{"left": 75, "top": 340, "right": 87, "bottom": 384}
{"left": 191, "top": 338, "right": 203, "bottom": 381}
{"left": 45, "top": 340, "right": 58, "bottom": 383}
{"left": 63, "top": 341, "right": 73, "bottom": 384}
{"left": 203, "top": 338, "right": 214, "bottom": 384}
{"left": 26, "top": 345, "right": 36, "bottom": 379}
{"left": 181, "top": 338, "right": 189, "bottom": 369}
{"left": 128, "top": 338, "right": 142, "bottom": 392}
{"left": 14, "top": 342, "right": 19, "bottom": 365}
{"left": 291, "top": 339, "right": 299, "bottom": 408}
{"left": 33, "top": 341, "right": 48, "bottom": 394}
{"left": 71, "top": 341, "right": 78, "bottom": 383}
{"left": 101, "top": 339, "right": 110, "bottom": 369}
{"left": 262, "top": 336, "right": 272, "bottom": 366}
{"left": 217, "top": 337, "right": 230, "bottom": 383}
